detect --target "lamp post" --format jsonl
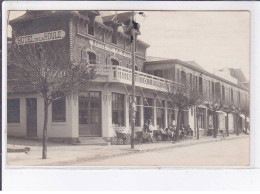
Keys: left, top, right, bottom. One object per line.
{"left": 131, "top": 11, "right": 136, "bottom": 149}
{"left": 129, "top": 11, "right": 143, "bottom": 149}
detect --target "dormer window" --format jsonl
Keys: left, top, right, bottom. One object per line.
{"left": 112, "top": 27, "right": 118, "bottom": 44}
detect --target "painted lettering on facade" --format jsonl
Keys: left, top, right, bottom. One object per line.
{"left": 89, "top": 39, "right": 132, "bottom": 59}
{"left": 15, "top": 30, "right": 66, "bottom": 45}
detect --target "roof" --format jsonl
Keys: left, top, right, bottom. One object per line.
{"left": 102, "top": 14, "right": 117, "bottom": 23}
{"left": 10, "top": 11, "right": 58, "bottom": 25}
{"left": 185, "top": 61, "right": 205, "bottom": 71}
{"left": 229, "top": 68, "right": 248, "bottom": 83}
{"left": 146, "top": 56, "right": 170, "bottom": 61}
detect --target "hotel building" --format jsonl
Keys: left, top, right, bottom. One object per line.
{"left": 7, "top": 11, "right": 250, "bottom": 142}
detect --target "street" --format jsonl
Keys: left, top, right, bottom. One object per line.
{"left": 73, "top": 136, "right": 250, "bottom": 166}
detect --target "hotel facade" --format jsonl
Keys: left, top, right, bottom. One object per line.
{"left": 7, "top": 11, "right": 250, "bottom": 142}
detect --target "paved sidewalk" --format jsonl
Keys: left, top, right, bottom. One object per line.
{"left": 6, "top": 134, "right": 248, "bottom": 166}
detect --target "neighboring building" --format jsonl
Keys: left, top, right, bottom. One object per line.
{"left": 7, "top": 11, "right": 250, "bottom": 142}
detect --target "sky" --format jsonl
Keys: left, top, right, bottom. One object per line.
{"left": 8, "top": 11, "right": 250, "bottom": 80}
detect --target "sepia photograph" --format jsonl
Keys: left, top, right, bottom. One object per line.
{"left": 5, "top": 9, "right": 250, "bottom": 167}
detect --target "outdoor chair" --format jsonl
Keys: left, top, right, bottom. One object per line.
{"left": 142, "top": 132, "right": 153, "bottom": 142}
{"left": 115, "top": 131, "right": 131, "bottom": 145}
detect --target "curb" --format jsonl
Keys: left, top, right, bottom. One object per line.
{"left": 38, "top": 135, "right": 248, "bottom": 166}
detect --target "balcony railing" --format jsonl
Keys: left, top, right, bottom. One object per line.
{"left": 95, "top": 65, "right": 180, "bottom": 91}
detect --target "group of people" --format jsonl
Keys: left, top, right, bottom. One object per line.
{"left": 143, "top": 119, "right": 194, "bottom": 142}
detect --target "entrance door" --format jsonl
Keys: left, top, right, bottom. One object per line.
{"left": 79, "top": 92, "right": 101, "bottom": 136}
{"left": 26, "top": 98, "right": 37, "bottom": 137}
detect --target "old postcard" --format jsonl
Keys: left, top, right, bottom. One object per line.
{"left": 5, "top": 9, "right": 250, "bottom": 167}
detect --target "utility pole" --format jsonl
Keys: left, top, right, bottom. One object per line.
{"left": 131, "top": 11, "right": 136, "bottom": 149}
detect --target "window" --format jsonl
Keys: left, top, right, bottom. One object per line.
{"left": 7, "top": 99, "right": 20, "bottom": 123}
{"left": 189, "top": 74, "right": 193, "bottom": 89}
{"left": 197, "top": 108, "right": 205, "bottom": 129}
{"left": 167, "top": 101, "right": 175, "bottom": 126}
{"left": 52, "top": 97, "right": 66, "bottom": 122}
{"left": 208, "top": 114, "right": 213, "bottom": 129}
{"left": 156, "top": 100, "right": 165, "bottom": 128}
{"left": 222, "top": 85, "right": 225, "bottom": 101}
{"left": 199, "top": 77, "right": 203, "bottom": 95}
{"left": 111, "top": 59, "right": 119, "bottom": 66}
{"left": 129, "top": 96, "right": 141, "bottom": 127}
{"left": 181, "top": 71, "right": 186, "bottom": 85}
{"left": 231, "top": 89, "right": 234, "bottom": 102}
{"left": 112, "top": 93, "right": 125, "bottom": 127}
{"left": 143, "top": 97, "right": 154, "bottom": 124}
{"left": 212, "top": 82, "right": 215, "bottom": 98}
{"left": 88, "top": 52, "right": 96, "bottom": 64}
{"left": 79, "top": 92, "right": 101, "bottom": 124}
{"left": 154, "top": 70, "right": 163, "bottom": 78}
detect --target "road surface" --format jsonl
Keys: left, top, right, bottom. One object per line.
{"left": 73, "top": 137, "right": 250, "bottom": 166}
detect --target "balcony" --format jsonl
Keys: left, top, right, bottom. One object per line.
{"left": 95, "top": 65, "right": 179, "bottom": 91}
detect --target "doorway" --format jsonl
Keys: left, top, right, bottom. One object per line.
{"left": 79, "top": 92, "right": 102, "bottom": 136}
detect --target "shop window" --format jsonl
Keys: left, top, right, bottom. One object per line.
{"left": 129, "top": 96, "right": 141, "bottom": 127}
{"left": 7, "top": 99, "right": 20, "bottom": 123}
{"left": 52, "top": 97, "right": 66, "bottom": 122}
{"left": 143, "top": 97, "right": 154, "bottom": 125}
{"left": 112, "top": 93, "right": 125, "bottom": 127}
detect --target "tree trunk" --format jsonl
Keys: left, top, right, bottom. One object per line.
{"left": 42, "top": 100, "right": 49, "bottom": 159}
{"left": 236, "top": 114, "right": 239, "bottom": 136}
{"left": 213, "top": 111, "right": 217, "bottom": 138}
{"left": 196, "top": 107, "right": 199, "bottom": 140}
{"left": 176, "top": 108, "right": 182, "bottom": 142}
{"left": 226, "top": 113, "right": 229, "bottom": 137}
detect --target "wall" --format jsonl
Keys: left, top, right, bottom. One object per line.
{"left": 11, "top": 13, "right": 71, "bottom": 63}
{"left": 7, "top": 94, "right": 78, "bottom": 139}
{"left": 70, "top": 16, "right": 147, "bottom": 69}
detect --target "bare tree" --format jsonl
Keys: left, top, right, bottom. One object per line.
{"left": 205, "top": 98, "right": 224, "bottom": 138}
{"left": 8, "top": 42, "right": 97, "bottom": 159}
{"left": 165, "top": 82, "right": 206, "bottom": 141}
{"left": 221, "top": 103, "right": 234, "bottom": 137}
{"left": 240, "top": 102, "right": 250, "bottom": 133}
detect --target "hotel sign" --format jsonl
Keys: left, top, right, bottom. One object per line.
{"left": 89, "top": 39, "right": 132, "bottom": 59}
{"left": 15, "top": 30, "right": 66, "bottom": 45}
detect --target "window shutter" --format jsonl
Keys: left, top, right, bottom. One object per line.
{"left": 81, "top": 50, "right": 88, "bottom": 64}
{"left": 106, "top": 57, "right": 111, "bottom": 65}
